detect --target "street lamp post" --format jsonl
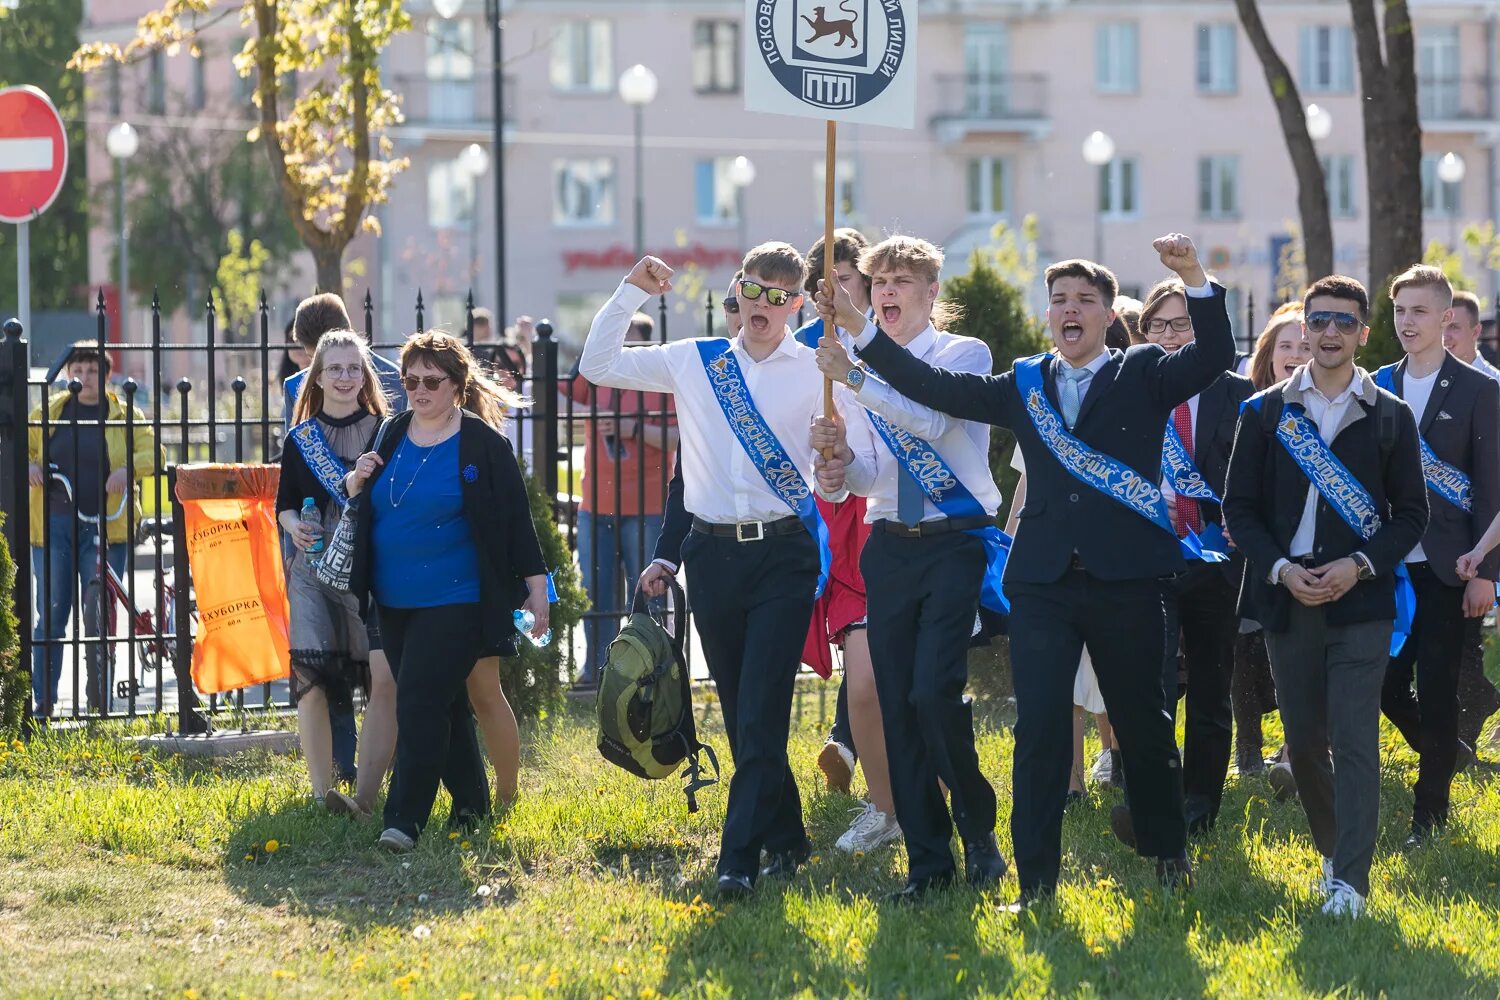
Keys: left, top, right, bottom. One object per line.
{"left": 618, "top": 64, "right": 658, "bottom": 260}
{"left": 1305, "top": 103, "right": 1333, "bottom": 142}
{"left": 435, "top": 0, "right": 506, "bottom": 323}
{"left": 106, "top": 122, "right": 139, "bottom": 342}
{"left": 1081, "top": 130, "right": 1115, "bottom": 264}
{"left": 1438, "top": 152, "right": 1467, "bottom": 250}
{"left": 459, "top": 142, "right": 491, "bottom": 297}
{"left": 728, "top": 155, "right": 757, "bottom": 255}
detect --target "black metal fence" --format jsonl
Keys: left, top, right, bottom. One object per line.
{"left": 0, "top": 287, "right": 695, "bottom": 728}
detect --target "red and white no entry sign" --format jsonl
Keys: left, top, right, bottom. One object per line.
{"left": 0, "top": 84, "right": 69, "bottom": 224}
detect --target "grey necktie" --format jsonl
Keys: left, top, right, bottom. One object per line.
{"left": 1059, "top": 365, "right": 1089, "bottom": 429}
{"left": 897, "top": 465, "right": 925, "bottom": 527}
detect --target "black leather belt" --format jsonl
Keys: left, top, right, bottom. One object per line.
{"left": 691, "top": 515, "right": 803, "bottom": 542}
{"left": 1292, "top": 555, "right": 1319, "bottom": 568}
{"left": 876, "top": 515, "right": 994, "bottom": 538}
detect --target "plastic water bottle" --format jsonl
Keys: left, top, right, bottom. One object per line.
{"left": 513, "top": 609, "right": 552, "bottom": 648}
{"left": 299, "top": 498, "right": 324, "bottom": 565}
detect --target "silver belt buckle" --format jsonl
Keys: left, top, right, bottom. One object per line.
{"left": 735, "top": 520, "right": 765, "bottom": 543}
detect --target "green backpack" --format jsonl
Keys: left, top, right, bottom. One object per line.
{"left": 596, "top": 580, "right": 719, "bottom": 811}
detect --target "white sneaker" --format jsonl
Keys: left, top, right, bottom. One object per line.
{"left": 835, "top": 801, "right": 902, "bottom": 853}
{"left": 378, "top": 827, "right": 416, "bottom": 853}
{"left": 1321, "top": 878, "right": 1365, "bottom": 918}
{"left": 1088, "top": 749, "right": 1115, "bottom": 786}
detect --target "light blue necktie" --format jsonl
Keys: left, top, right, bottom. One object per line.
{"left": 1059, "top": 365, "right": 1089, "bottom": 429}
{"left": 897, "top": 465, "right": 925, "bottom": 527}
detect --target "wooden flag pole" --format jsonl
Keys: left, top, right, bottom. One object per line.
{"left": 820, "top": 118, "right": 837, "bottom": 459}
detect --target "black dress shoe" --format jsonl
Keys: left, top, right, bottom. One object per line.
{"left": 1156, "top": 854, "right": 1193, "bottom": 890}
{"left": 1186, "top": 813, "right": 1216, "bottom": 838}
{"left": 1109, "top": 748, "right": 1125, "bottom": 790}
{"left": 1017, "top": 884, "right": 1056, "bottom": 908}
{"left": 1403, "top": 818, "right": 1444, "bottom": 851}
{"left": 759, "top": 840, "right": 813, "bottom": 879}
{"left": 1110, "top": 804, "right": 1137, "bottom": 849}
{"left": 886, "top": 870, "right": 957, "bottom": 903}
{"left": 716, "top": 872, "right": 754, "bottom": 899}
{"left": 1065, "top": 790, "right": 1086, "bottom": 809}
{"left": 1455, "top": 740, "right": 1478, "bottom": 774}
{"left": 963, "top": 833, "right": 1009, "bottom": 889}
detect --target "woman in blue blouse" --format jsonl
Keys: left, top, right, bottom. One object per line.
{"left": 345, "top": 332, "right": 549, "bottom": 850}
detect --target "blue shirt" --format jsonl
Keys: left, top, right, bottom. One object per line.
{"left": 369, "top": 433, "right": 481, "bottom": 608}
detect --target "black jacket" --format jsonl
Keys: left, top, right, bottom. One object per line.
{"left": 1222, "top": 372, "right": 1429, "bottom": 632}
{"left": 655, "top": 454, "right": 690, "bottom": 566}
{"left": 350, "top": 409, "right": 548, "bottom": 650}
{"left": 1378, "top": 352, "right": 1500, "bottom": 587}
{"left": 856, "top": 285, "right": 1236, "bottom": 584}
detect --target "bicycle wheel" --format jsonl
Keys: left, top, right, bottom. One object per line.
{"left": 81, "top": 579, "right": 113, "bottom": 715}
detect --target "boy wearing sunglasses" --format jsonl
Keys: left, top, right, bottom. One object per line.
{"left": 581, "top": 245, "right": 852, "bottom": 899}
{"left": 1372, "top": 266, "right": 1500, "bottom": 851}
{"left": 1223, "top": 274, "right": 1428, "bottom": 918}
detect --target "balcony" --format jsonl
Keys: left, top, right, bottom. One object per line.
{"left": 389, "top": 74, "right": 517, "bottom": 141}
{"left": 1418, "top": 76, "right": 1498, "bottom": 135}
{"left": 930, "top": 74, "right": 1049, "bottom": 143}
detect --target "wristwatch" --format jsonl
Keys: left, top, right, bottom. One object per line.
{"left": 1352, "top": 552, "right": 1376, "bottom": 581}
{"left": 844, "top": 366, "right": 866, "bottom": 391}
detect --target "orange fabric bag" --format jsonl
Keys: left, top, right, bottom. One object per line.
{"left": 176, "top": 464, "right": 290, "bottom": 694}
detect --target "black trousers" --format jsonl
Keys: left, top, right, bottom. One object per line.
{"left": 1381, "top": 562, "right": 1467, "bottom": 826}
{"left": 862, "top": 530, "right": 995, "bottom": 881}
{"left": 1172, "top": 564, "right": 1239, "bottom": 830}
{"left": 682, "top": 528, "right": 818, "bottom": 878}
{"left": 828, "top": 676, "right": 856, "bottom": 759}
{"left": 1009, "top": 569, "right": 1186, "bottom": 894}
{"left": 1457, "top": 622, "right": 1500, "bottom": 747}
{"left": 379, "top": 603, "right": 490, "bottom": 839}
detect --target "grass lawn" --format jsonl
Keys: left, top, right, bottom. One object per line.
{"left": 2, "top": 688, "right": 1500, "bottom": 999}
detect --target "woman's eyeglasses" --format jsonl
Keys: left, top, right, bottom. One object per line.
{"left": 401, "top": 374, "right": 450, "bottom": 391}
{"left": 738, "top": 279, "right": 796, "bottom": 307}
{"left": 321, "top": 364, "right": 362, "bottom": 381}
{"left": 1304, "top": 310, "right": 1362, "bottom": 334}
{"left": 1144, "top": 317, "right": 1193, "bottom": 336}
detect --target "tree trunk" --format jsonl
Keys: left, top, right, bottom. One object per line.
{"left": 312, "top": 245, "right": 344, "bottom": 296}
{"left": 1350, "top": 0, "right": 1423, "bottom": 295}
{"left": 1234, "top": 0, "right": 1334, "bottom": 281}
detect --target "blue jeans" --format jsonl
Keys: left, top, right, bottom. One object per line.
{"left": 32, "top": 514, "right": 128, "bottom": 715}
{"left": 576, "top": 510, "right": 663, "bottom": 683}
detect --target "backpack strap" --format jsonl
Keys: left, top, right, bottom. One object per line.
{"left": 680, "top": 741, "right": 721, "bottom": 814}
{"left": 1374, "top": 388, "right": 1399, "bottom": 462}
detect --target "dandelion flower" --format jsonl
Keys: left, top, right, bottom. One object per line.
{"left": 449, "top": 831, "right": 460, "bottom": 840}
{"left": 264, "top": 839, "right": 280, "bottom": 854}
{"left": 460, "top": 840, "right": 471, "bottom": 850}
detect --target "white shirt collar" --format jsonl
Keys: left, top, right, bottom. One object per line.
{"left": 732, "top": 329, "right": 800, "bottom": 362}
{"left": 1292, "top": 363, "right": 1375, "bottom": 404}
{"left": 1057, "top": 348, "right": 1112, "bottom": 376}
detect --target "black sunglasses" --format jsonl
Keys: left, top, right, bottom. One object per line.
{"left": 738, "top": 279, "right": 796, "bottom": 308}
{"left": 722, "top": 295, "right": 739, "bottom": 315}
{"left": 1305, "top": 310, "right": 1362, "bottom": 335}
{"left": 401, "top": 374, "right": 450, "bottom": 391}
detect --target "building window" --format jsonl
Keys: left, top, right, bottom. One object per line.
{"left": 693, "top": 21, "right": 739, "bottom": 94}
{"left": 1095, "top": 23, "right": 1138, "bottom": 94}
{"left": 1198, "top": 156, "right": 1240, "bottom": 219}
{"left": 428, "top": 159, "right": 477, "bottom": 229}
{"left": 554, "top": 158, "right": 616, "bottom": 225}
{"left": 427, "top": 17, "right": 476, "bottom": 121}
{"left": 1196, "top": 24, "right": 1237, "bottom": 94}
{"left": 1420, "top": 154, "right": 1461, "bottom": 216}
{"left": 966, "top": 157, "right": 1008, "bottom": 217}
{"left": 188, "top": 50, "right": 206, "bottom": 111}
{"left": 1417, "top": 25, "right": 1461, "bottom": 119}
{"left": 813, "top": 160, "right": 859, "bottom": 223}
{"left": 695, "top": 159, "right": 739, "bottom": 224}
{"left": 550, "top": 20, "right": 612, "bottom": 93}
{"left": 232, "top": 37, "right": 255, "bottom": 105}
{"left": 1322, "top": 155, "right": 1358, "bottom": 218}
{"left": 963, "top": 23, "right": 1010, "bottom": 115}
{"left": 1299, "top": 25, "right": 1354, "bottom": 94}
{"left": 1098, "top": 157, "right": 1139, "bottom": 217}
{"left": 147, "top": 48, "right": 166, "bottom": 114}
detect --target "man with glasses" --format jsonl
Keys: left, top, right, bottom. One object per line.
{"left": 583, "top": 247, "right": 850, "bottom": 899}
{"left": 1223, "top": 275, "right": 1428, "bottom": 918}
{"left": 1108, "top": 277, "right": 1253, "bottom": 851}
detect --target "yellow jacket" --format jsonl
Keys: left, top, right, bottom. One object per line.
{"left": 28, "top": 391, "right": 162, "bottom": 546}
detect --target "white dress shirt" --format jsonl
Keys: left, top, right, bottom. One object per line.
{"left": 838, "top": 324, "right": 1002, "bottom": 522}
{"left": 1395, "top": 366, "right": 1438, "bottom": 563}
{"left": 1470, "top": 353, "right": 1500, "bottom": 384}
{"left": 1268, "top": 365, "right": 1375, "bottom": 583}
{"left": 580, "top": 281, "right": 840, "bottom": 525}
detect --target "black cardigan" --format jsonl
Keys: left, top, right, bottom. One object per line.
{"left": 276, "top": 410, "right": 379, "bottom": 516}
{"left": 349, "top": 409, "right": 548, "bottom": 650}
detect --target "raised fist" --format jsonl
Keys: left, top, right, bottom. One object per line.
{"left": 626, "top": 257, "right": 674, "bottom": 296}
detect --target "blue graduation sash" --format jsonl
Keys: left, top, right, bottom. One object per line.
{"left": 695, "top": 339, "right": 831, "bottom": 598}
{"left": 1246, "top": 394, "right": 1416, "bottom": 655}
{"left": 288, "top": 418, "right": 352, "bottom": 508}
{"left": 1161, "top": 421, "right": 1230, "bottom": 557}
{"left": 865, "top": 411, "right": 1011, "bottom": 613}
{"left": 1373, "top": 365, "right": 1472, "bottom": 512}
{"left": 1013, "top": 356, "right": 1227, "bottom": 563}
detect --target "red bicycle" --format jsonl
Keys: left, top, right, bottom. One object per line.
{"left": 47, "top": 469, "right": 186, "bottom": 711}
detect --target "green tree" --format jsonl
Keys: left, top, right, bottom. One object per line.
{"left": 1358, "top": 241, "right": 1478, "bottom": 370}
{"left": 941, "top": 228, "right": 1048, "bottom": 527}
{"left": 72, "top": 0, "right": 411, "bottom": 295}
{"left": 0, "top": 513, "right": 20, "bottom": 737}
{"left": 0, "top": 0, "right": 89, "bottom": 317}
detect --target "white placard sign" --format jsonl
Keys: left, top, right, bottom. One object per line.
{"left": 744, "top": 0, "right": 918, "bottom": 128}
